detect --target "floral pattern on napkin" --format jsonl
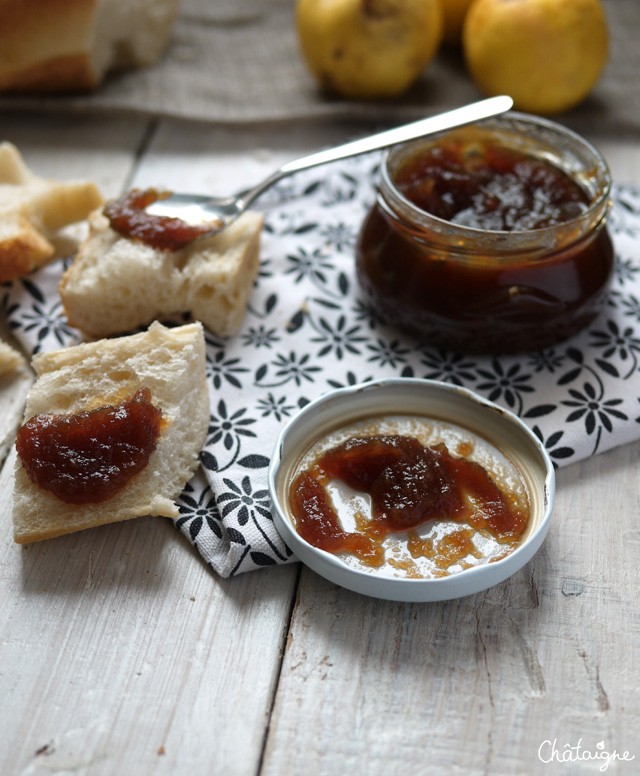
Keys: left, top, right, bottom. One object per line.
{"left": 2, "top": 155, "right": 640, "bottom": 576}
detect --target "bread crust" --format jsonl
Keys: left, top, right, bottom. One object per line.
{"left": 0, "top": 142, "right": 103, "bottom": 282}
{"left": 12, "top": 321, "right": 209, "bottom": 544}
{"left": 0, "top": 0, "right": 98, "bottom": 91}
{"left": 0, "top": 0, "right": 180, "bottom": 92}
{"left": 0, "top": 55, "right": 99, "bottom": 93}
{"left": 0, "top": 217, "right": 55, "bottom": 282}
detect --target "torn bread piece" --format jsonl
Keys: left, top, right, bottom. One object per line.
{"left": 0, "top": 0, "right": 180, "bottom": 92}
{"left": 12, "top": 321, "right": 209, "bottom": 544}
{"left": 0, "top": 142, "right": 104, "bottom": 282}
{"left": 0, "top": 338, "right": 30, "bottom": 464}
{"left": 0, "top": 338, "right": 26, "bottom": 377}
{"left": 60, "top": 207, "right": 263, "bottom": 338}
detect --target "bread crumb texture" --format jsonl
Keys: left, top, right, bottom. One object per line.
{"left": 61, "top": 209, "right": 264, "bottom": 338}
{"left": 0, "top": 142, "right": 103, "bottom": 282}
{"left": 12, "top": 321, "right": 210, "bottom": 544}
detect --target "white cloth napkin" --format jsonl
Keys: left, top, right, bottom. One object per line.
{"left": 3, "top": 155, "right": 640, "bottom": 576}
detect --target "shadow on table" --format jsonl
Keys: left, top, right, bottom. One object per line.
{"left": 18, "top": 514, "right": 177, "bottom": 596}
{"left": 292, "top": 546, "right": 551, "bottom": 683}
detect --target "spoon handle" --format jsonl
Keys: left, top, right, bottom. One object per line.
{"left": 239, "top": 95, "right": 513, "bottom": 208}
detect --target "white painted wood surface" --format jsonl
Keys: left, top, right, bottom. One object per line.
{"left": 1, "top": 114, "right": 639, "bottom": 776}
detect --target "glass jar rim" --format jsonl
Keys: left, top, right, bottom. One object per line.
{"left": 379, "top": 111, "right": 612, "bottom": 241}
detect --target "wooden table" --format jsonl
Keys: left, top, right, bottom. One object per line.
{"left": 1, "top": 111, "right": 639, "bottom": 776}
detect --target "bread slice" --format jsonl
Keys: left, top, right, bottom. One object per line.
{"left": 60, "top": 207, "right": 264, "bottom": 339}
{"left": 0, "top": 142, "right": 104, "bottom": 282}
{"left": 12, "top": 321, "right": 209, "bottom": 544}
{"left": 0, "top": 0, "right": 180, "bottom": 92}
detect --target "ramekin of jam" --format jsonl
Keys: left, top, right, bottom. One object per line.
{"left": 356, "top": 113, "right": 614, "bottom": 354}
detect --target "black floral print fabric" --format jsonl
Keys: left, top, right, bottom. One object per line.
{"left": 3, "top": 156, "right": 640, "bottom": 576}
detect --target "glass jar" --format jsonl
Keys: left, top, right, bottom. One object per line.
{"left": 355, "top": 113, "right": 614, "bottom": 354}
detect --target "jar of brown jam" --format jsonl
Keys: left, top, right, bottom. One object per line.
{"left": 356, "top": 114, "right": 614, "bottom": 354}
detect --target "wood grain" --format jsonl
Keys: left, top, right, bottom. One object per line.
{"left": 0, "top": 446, "right": 299, "bottom": 775}
{"left": 0, "top": 114, "right": 638, "bottom": 776}
{"left": 0, "top": 114, "right": 300, "bottom": 776}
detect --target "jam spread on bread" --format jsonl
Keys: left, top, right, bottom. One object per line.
{"left": 289, "top": 434, "right": 529, "bottom": 569}
{"left": 16, "top": 388, "right": 162, "bottom": 504}
{"left": 104, "top": 189, "right": 214, "bottom": 251}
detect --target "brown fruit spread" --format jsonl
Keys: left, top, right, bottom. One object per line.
{"left": 104, "top": 188, "right": 215, "bottom": 251}
{"left": 16, "top": 388, "right": 162, "bottom": 504}
{"left": 289, "top": 434, "right": 529, "bottom": 570}
{"left": 394, "top": 140, "right": 589, "bottom": 230}
{"left": 356, "top": 133, "right": 614, "bottom": 353}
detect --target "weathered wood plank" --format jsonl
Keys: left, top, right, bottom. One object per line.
{"left": 0, "top": 114, "right": 300, "bottom": 776}
{"left": 1, "top": 113, "right": 639, "bottom": 776}
{"left": 0, "top": 444, "right": 299, "bottom": 776}
{"left": 1, "top": 112, "right": 150, "bottom": 195}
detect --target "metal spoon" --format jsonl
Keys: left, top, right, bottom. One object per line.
{"left": 146, "top": 95, "right": 513, "bottom": 237}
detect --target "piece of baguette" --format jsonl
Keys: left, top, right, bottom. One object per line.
{"left": 60, "top": 208, "right": 263, "bottom": 339}
{"left": 0, "top": 0, "right": 180, "bottom": 92}
{"left": 12, "top": 321, "right": 209, "bottom": 544}
{"left": 0, "top": 141, "right": 104, "bottom": 282}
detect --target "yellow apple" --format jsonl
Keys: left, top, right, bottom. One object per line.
{"left": 463, "top": 0, "right": 609, "bottom": 114}
{"left": 295, "top": 0, "right": 443, "bottom": 99}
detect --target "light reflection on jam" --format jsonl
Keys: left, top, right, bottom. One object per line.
{"left": 394, "top": 140, "right": 589, "bottom": 231}
{"left": 289, "top": 434, "right": 529, "bottom": 571}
